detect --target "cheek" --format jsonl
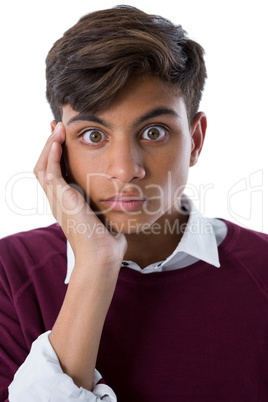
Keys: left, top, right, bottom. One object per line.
{"left": 159, "top": 143, "right": 191, "bottom": 197}
{"left": 161, "top": 140, "right": 191, "bottom": 177}
{"left": 65, "top": 145, "right": 103, "bottom": 186}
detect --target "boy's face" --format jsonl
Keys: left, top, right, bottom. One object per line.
{"left": 58, "top": 76, "right": 206, "bottom": 233}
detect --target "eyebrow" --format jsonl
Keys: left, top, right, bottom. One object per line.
{"left": 66, "top": 114, "right": 110, "bottom": 128}
{"left": 66, "top": 107, "right": 180, "bottom": 128}
{"left": 134, "top": 107, "right": 180, "bottom": 127}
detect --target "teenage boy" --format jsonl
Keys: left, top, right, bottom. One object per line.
{"left": 1, "top": 5, "right": 268, "bottom": 402}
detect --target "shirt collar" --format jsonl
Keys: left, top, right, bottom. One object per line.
{"left": 65, "top": 195, "right": 221, "bottom": 284}
{"left": 164, "top": 195, "right": 220, "bottom": 268}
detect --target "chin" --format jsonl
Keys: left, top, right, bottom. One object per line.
{"left": 103, "top": 213, "right": 160, "bottom": 235}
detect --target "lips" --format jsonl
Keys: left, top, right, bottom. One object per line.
{"left": 100, "top": 193, "right": 147, "bottom": 212}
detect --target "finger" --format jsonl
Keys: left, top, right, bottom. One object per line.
{"left": 33, "top": 123, "right": 65, "bottom": 186}
{"left": 44, "top": 141, "right": 74, "bottom": 224}
{"left": 36, "top": 122, "right": 65, "bottom": 172}
{"left": 46, "top": 141, "right": 64, "bottom": 182}
{"left": 45, "top": 144, "right": 101, "bottom": 230}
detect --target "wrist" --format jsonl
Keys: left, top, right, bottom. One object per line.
{"left": 71, "top": 259, "right": 121, "bottom": 287}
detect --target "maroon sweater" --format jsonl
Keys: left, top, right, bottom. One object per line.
{"left": 0, "top": 220, "right": 268, "bottom": 401}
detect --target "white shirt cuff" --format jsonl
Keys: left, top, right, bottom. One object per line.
{"left": 8, "top": 331, "right": 117, "bottom": 401}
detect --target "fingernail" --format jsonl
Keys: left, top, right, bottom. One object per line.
{"left": 50, "top": 122, "right": 61, "bottom": 138}
{"left": 54, "top": 122, "right": 61, "bottom": 133}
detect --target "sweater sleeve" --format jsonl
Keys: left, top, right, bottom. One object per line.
{"left": 0, "top": 257, "right": 117, "bottom": 401}
{"left": 8, "top": 332, "right": 117, "bottom": 401}
{"left": 0, "top": 260, "right": 29, "bottom": 402}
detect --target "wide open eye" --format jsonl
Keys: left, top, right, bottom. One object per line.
{"left": 141, "top": 126, "right": 167, "bottom": 141}
{"left": 81, "top": 129, "right": 106, "bottom": 144}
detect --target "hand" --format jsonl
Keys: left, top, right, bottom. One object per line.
{"left": 34, "top": 122, "right": 127, "bottom": 272}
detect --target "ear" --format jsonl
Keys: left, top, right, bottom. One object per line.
{"left": 189, "top": 112, "right": 207, "bottom": 167}
{"left": 50, "top": 120, "right": 58, "bottom": 134}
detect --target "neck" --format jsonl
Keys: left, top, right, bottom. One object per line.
{"left": 123, "top": 208, "right": 189, "bottom": 269}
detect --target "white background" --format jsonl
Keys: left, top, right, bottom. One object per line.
{"left": 0, "top": 0, "right": 267, "bottom": 238}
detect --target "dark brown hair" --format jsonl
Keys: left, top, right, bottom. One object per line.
{"left": 46, "top": 5, "right": 207, "bottom": 122}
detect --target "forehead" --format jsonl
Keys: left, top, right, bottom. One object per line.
{"left": 62, "top": 76, "right": 188, "bottom": 126}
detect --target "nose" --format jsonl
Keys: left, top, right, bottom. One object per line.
{"left": 106, "top": 139, "right": 146, "bottom": 183}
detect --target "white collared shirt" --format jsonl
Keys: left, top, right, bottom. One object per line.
{"left": 65, "top": 196, "right": 226, "bottom": 284}
{"left": 9, "top": 197, "right": 227, "bottom": 402}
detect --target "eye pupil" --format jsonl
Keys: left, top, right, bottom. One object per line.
{"left": 90, "top": 131, "right": 102, "bottom": 142}
{"left": 147, "top": 128, "right": 160, "bottom": 140}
